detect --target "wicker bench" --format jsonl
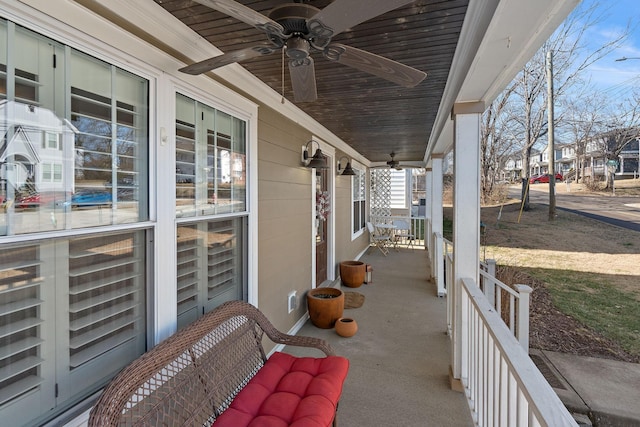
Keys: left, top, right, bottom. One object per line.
{"left": 88, "top": 300, "right": 349, "bottom": 427}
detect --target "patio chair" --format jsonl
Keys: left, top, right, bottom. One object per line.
{"left": 367, "top": 221, "right": 391, "bottom": 256}
{"left": 392, "top": 219, "right": 415, "bottom": 249}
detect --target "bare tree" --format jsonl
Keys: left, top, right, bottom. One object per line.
{"left": 562, "top": 92, "right": 606, "bottom": 183}
{"left": 495, "top": 1, "right": 629, "bottom": 208}
{"left": 480, "top": 84, "right": 518, "bottom": 203}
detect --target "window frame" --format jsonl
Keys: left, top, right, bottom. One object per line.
{"left": 0, "top": 3, "right": 260, "bottom": 425}
{"left": 173, "top": 91, "right": 250, "bottom": 329}
{"left": 351, "top": 165, "right": 366, "bottom": 239}
{"left": 0, "top": 17, "right": 156, "bottom": 427}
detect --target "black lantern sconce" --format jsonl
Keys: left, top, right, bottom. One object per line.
{"left": 302, "top": 140, "right": 328, "bottom": 169}
{"left": 337, "top": 156, "right": 356, "bottom": 176}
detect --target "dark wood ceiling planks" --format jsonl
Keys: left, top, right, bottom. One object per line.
{"left": 154, "top": 0, "right": 469, "bottom": 162}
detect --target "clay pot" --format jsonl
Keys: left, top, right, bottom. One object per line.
{"left": 307, "top": 287, "right": 344, "bottom": 329}
{"left": 335, "top": 317, "right": 358, "bottom": 337}
{"left": 339, "top": 261, "right": 366, "bottom": 288}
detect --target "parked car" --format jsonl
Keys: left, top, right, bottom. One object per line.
{"left": 15, "top": 191, "right": 70, "bottom": 208}
{"left": 71, "top": 189, "right": 112, "bottom": 207}
{"left": 529, "top": 173, "right": 563, "bottom": 184}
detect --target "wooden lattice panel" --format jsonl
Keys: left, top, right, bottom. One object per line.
{"left": 370, "top": 169, "right": 391, "bottom": 217}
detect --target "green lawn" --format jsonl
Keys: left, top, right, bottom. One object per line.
{"left": 523, "top": 267, "right": 640, "bottom": 358}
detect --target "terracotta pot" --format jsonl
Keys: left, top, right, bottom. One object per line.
{"left": 335, "top": 317, "right": 358, "bottom": 337}
{"left": 307, "top": 287, "right": 344, "bottom": 329}
{"left": 339, "top": 261, "right": 366, "bottom": 288}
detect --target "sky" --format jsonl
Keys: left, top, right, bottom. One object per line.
{"left": 580, "top": 0, "right": 640, "bottom": 98}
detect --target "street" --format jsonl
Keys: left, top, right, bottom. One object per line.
{"left": 510, "top": 183, "right": 640, "bottom": 232}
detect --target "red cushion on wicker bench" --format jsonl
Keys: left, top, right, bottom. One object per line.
{"left": 213, "top": 352, "right": 349, "bottom": 427}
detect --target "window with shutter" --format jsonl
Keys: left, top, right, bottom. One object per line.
{"left": 67, "top": 233, "right": 145, "bottom": 368}
{"left": 0, "top": 25, "right": 149, "bottom": 237}
{"left": 177, "top": 224, "right": 202, "bottom": 328}
{"left": 351, "top": 168, "right": 366, "bottom": 236}
{"left": 0, "top": 231, "right": 147, "bottom": 426}
{"left": 0, "top": 243, "right": 53, "bottom": 415}
{"left": 175, "top": 94, "right": 246, "bottom": 219}
{"left": 175, "top": 93, "right": 248, "bottom": 329}
{"left": 0, "top": 19, "right": 149, "bottom": 426}
{"left": 176, "top": 218, "right": 246, "bottom": 330}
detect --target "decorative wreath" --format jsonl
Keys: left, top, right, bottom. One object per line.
{"left": 316, "top": 190, "right": 330, "bottom": 221}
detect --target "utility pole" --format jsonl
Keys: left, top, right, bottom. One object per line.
{"left": 546, "top": 50, "right": 556, "bottom": 221}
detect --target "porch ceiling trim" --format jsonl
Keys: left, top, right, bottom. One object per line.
{"left": 426, "top": 0, "right": 580, "bottom": 162}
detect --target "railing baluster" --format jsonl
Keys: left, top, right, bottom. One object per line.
{"left": 515, "top": 285, "right": 532, "bottom": 351}
{"left": 458, "top": 278, "right": 577, "bottom": 426}
{"left": 510, "top": 294, "right": 516, "bottom": 334}
{"left": 500, "top": 356, "right": 508, "bottom": 427}
{"left": 486, "top": 260, "right": 496, "bottom": 309}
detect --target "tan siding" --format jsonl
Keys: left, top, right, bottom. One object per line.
{"left": 333, "top": 151, "right": 370, "bottom": 268}
{"left": 257, "top": 107, "right": 313, "bottom": 336}
{"left": 255, "top": 111, "right": 370, "bottom": 343}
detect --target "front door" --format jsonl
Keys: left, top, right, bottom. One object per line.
{"left": 315, "top": 167, "right": 328, "bottom": 285}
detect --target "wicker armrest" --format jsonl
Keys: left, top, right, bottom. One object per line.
{"left": 230, "top": 300, "right": 336, "bottom": 356}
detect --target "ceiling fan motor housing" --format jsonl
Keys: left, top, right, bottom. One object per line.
{"left": 268, "top": 4, "right": 320, "bottom": 35}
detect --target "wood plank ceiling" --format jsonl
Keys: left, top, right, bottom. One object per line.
{"left": 154, "top": 0, "right": 469, "bottom": 163}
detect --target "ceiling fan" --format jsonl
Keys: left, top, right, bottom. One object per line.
{"left": 179, "top": 0, "right": 427, "bottom": 102}
{"left": 386, "top": 152, "right": 403, "bottom": 170}
{"left": 371, "top": 152, "right": 426, "bottom": 170}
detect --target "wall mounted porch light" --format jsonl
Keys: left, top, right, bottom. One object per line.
{"left": 337, "top": 156, "right": 355, "bottom": 176}
{"left": 302, "top": 140, "right": 328, "bottom": 169}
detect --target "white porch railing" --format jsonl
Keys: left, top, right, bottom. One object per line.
{"left": 370, "top": 215, "right": 426, "bottom": 247}
{"left": 443, "top": 236, "right": 454, "bottom": 334}
{"left": 427, "top": 224, "right": 577, "bottom": 426}
{"left": 480, "top": 260, "right": 532, "bottom": 352}
{"left": 461, "top": 278, "right": 577, "bottom": 427}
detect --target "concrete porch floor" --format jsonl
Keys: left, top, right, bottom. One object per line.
{"left": 285, "top": 246, "right": 474, "bottom": 427}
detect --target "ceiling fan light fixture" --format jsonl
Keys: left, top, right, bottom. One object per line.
{"left": 285, "top": 37, "right": 310, "bottom": 60}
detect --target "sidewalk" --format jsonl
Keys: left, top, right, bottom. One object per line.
{"left": 532, "top": 349, "right": 640, "bottom": 426}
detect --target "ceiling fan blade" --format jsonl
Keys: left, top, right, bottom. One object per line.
{"left": 179, "top": 44, "right": 276, "bottom": 75}
{"left": 192, "top": 0, "right": 286, "bottom": 38}
{"left": 289, "top": 57, "right": 317, "bottom": 102}
{"left": 308, "top": 0, "right": 415, "bottom": 38}
{"left": 324, "top": 43, "right": 426, "bottom": 88}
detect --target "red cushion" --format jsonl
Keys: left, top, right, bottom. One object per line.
{"left": 213, "top": 352, "right": 349, "bottom": 427}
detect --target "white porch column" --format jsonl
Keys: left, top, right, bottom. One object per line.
{"left": 429, "top": 158, "right": 444, "bottom": 293}
{"left": 424, "top": 168, "right": 432, "bottom": 252}
{"left": 451, "top": 102, "right": 483, "bottom": 387}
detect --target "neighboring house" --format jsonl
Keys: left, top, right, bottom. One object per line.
{"left": 557, "top": 143, "right": 577, "bottom": 177}
{"left": 501, "top": 154, "right": 523, "bottom": 182}
{"left": 583, "top": 130, "right": 640, "bottom": 179}
{"left": 528, "top": 144, "right": 564, "bottom": 177}
{"left": 496, "top": 132, "right": 640, "bottom": 183}
{"left": 619, "top": 138, "right": 640, "bottom": 177}
{"left": 0, "top": 100, "right": 76, "bottom": 198}
{"left": 531, "top": 148, "right": 545, "bottom": 176}
{"left": 0, "top": 1, "right": 578, "bottom": 427}
{"left": 498, "top": 143, "right": 575, "bottom": 181}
